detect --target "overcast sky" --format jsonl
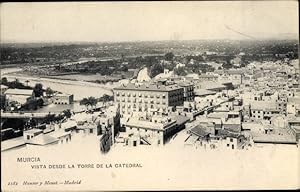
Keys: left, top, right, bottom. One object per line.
{"left": 1, "top": 1, "right": 298, "bottom": 43}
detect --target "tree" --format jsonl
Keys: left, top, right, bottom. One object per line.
{"left": 222, "top": 63, "right": 233, "bottom": 69}
{"left": 33, "top": 83, "right": 44, "bottom": 97}
{"left": 2, "top": 78, "right": 31, "bottom": 89}
{"left": 165, "top": 52, "right": 174, "bottom": 61}
{"left": 1, "top": 77, "right": 8, "bottom": 85}
{"left": 22, "top": 98, "right": 39, "bottom": 110}
{"left": 99, "top": 94, "right": 114, "bottom": 107}
{"left": 36, "top": 98, "right": 44, "bottom": 106}
{"left": 43, "top": 113, "right": 56, "bottom": 124}
{"left": 174, "top": 67, "right": 187, "bottom": 76}
{"left": 80, "top": 97, "right": 98, "bottom": 109}
{"left": 62, "top": 109, "right": 72, "bottom": 118}
{"left": 80, "top": 98, "right": 89, "bottom": 109}
{"left": 149, "top": 63, "right": 164, "bottom": 78}
{"left": 11, "top": 79, "right": 20, "bottom": 88}
{"left": 88, "top": 96, "right": 98, "bottom": 108}
{"left": 45, "top": 87, "right": 55, "bottom": 97}
{"left": 24, "top": 118, "right": 37, "bottom": 130}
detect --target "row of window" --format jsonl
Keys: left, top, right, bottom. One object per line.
{"left": 252, "top": 115, "right": 261, "bottom": 118}
{"left": 184, "top": 87, "right": 194, "bottom": 92}
{"left": 252, "top": 110, "right": 278, "bottom": 115}
{"left": 121, "top": 103, "right": 168, "bottom": 108}
{"left": 278, "top": 103, "right": 287, "bottom": 107}
{"left": 169, "top": 92, "right": 184, "bottom": 97}
{"left": 227, "top": 144, "right": 235, "bottom": 149}
{"left": 121, "top": 106, "right": 167, "bottom": 112}
{"left": 169, "top": 96, "right": 184, "bottom": 103}
{"left": 116, "top": 98, "right": 167, "bottom": 104}
{"left": 128, "top": 127, "right": 161, "bottom": 134}
{"left": 116, "top": 92, "right": 167, "bottom": 99}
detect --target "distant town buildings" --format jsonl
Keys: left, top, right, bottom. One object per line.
{"left": 1, "top": 41, "right": 299, "bottom": 154}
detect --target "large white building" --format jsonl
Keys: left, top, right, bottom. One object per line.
{"left": 113, "top": 82, "right": 184, "bottom": 117}
{"left": 4, "top": 88, "right": 34, "bottom": 105}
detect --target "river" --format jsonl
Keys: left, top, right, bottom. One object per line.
{"left": 1, "top": 68, "right": 117, "bottom": 101}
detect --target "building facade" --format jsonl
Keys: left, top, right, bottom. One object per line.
{"left": 52, "top": 93, "right": 74, "bottom": 105}
{"left": 114, "top": 83, "right": 184, "bottom": 116}
{"left": 4, "top": 88, "right": 34, "bottom": 105}
{"left": 177, "top": 82, "right": 195, "bottom": 102}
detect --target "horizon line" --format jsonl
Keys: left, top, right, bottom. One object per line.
{"left": 1, "top": 37, "right": 299, "bottom": 45}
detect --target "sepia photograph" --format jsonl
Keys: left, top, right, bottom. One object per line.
{"left": 1, "top": 1, "right": 299, "bottom": 191}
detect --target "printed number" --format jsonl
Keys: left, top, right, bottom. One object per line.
{"left": 8, "top": 181, "right": 18, "bottom": 185}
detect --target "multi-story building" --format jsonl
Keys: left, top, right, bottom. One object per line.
{"left": 113, "top": 82, "right": 184, "bottom": 117}
{"left": 73, "top": 105, "right": 120, "bottom": 153}
{"left": 4, "top": 88, "right": 35, "bottom": 105}
{"left": 216, "top": 69, "right": 244, "bottom": 86}
{"left": 250, "top": 101, "right": 280, "bottom": 121}
{"left": 156, "top": 78, "right": 194, "bottom": 102}
{"left": 177, "top": 82, "right": 194, "bottom": 102}
{"left": 122, "top": 115, "right": 189, "bottom": 146}
{"left": 52, "top": 93, "right": 74, "bottom": 105}
{"left": 185, "top": 125, "right": 248, "bottom": 150}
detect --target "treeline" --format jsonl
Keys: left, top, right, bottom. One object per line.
{"left": 80, "top": 94, "right": 114, "bottom": 109}
{"left": 1, "top": 77, "right": 31, "bottom": 89}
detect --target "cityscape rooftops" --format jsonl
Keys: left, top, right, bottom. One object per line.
{"left": 189, "top": 126, "right": 210, "bottom": 137}
{"left": 26, "top": 134, "right": 59, "bottom": 145}
{"left": 251, "top": 128, "right": 296, "bottom": 144}
{"left": 207, "top": 112, "right": 228, "bottom": 119}
{"left": 49, "top": 130, "right": 72, "bottom": 138}
{"left": 251, "top": 101, "right": 278, "bottom": 111}
{"left": 185, "top": 73, "right": 199, "bottom": 80}
{"left": 291, "top": 126, "right": 300, "bottom": 134}
{"left": 177, "top": 81, "right": 194, "bottom": 87}
{"left": 172, "top": 115, "right": 190, "bottom": 125}
{"left": 198, "top": 74, "right": 218, "bottom": 78}
{"left": 24, "top": 128, "right": 43, "bottom": 134}
{"left": 216, "top": 129, "right": 241, "bottom": 138}
{"left": 288, "top": 116, "right": 300, "bottom": 123}
{"left": 197, "top": 81, "right": 227, "bottom": 90}
{"left": 125, "top": 117, "right": 175, "bottom": 130}
{"left": 1, "top": 136, "right": 25, "bottom": 152}
{"left": 226, "top": 69, "right": 244, "bottom": 75}
{"left": 194, "top": 89, "right": 217, "bottom": 96}
{"left": 224, "top": 118, "right": 241, "bottom": 125}
{"left": 242, "top": 123, "right": 264, "bottom": 131}
{"left": 199, "top": 118, "right": 222, "bottom": 125}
